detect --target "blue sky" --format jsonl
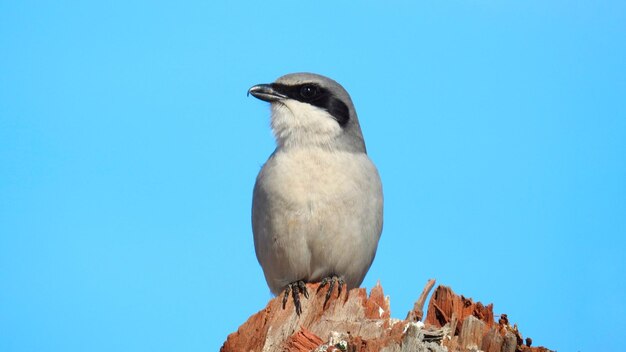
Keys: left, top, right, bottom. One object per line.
{"left": 1, "top": 1, "right": 625, "bottom": 351}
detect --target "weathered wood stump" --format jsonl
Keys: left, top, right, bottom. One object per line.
{"left": 221, "top": 281, "right": 553, "bottom": 352}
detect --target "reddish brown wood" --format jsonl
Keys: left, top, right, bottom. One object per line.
{"left": 221, "top": 282, "right": 553, "bottom": 352}
{"left": 283, "top": 328, "right": 324, "bottom": 352}
{"left": 425, "top": 285, "right": 494, "bottom": 333}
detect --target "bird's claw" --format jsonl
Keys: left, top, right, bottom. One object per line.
{"left": 282, "top": 280, "right": 308, "bottom": 315}
{"left": 317, "top": 275, "right": 345, "bottom": 307}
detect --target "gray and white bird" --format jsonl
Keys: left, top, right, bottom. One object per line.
{"left": 248, "top": 73, "right": 383, "bottom": 314}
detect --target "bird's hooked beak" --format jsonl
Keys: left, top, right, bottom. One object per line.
{"left": 247, "top": 84, "right": 287, "bottom": 102}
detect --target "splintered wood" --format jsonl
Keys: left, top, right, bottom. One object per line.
{"left": 424, "top": 285, "right": 495, "bottom": 334}
{"left": 221, "top": 281, "right": 553, "bottom": 352}
{"left": 424, "top": 285, "right": 552, "bottom": 352}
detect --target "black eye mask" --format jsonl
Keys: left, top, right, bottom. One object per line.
{"left": 270, "top": 83, "right": 350, "bottom": 126}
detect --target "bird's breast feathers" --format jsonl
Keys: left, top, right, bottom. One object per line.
{"left": 257, "top": 149, "right": 381, "bottom": 207}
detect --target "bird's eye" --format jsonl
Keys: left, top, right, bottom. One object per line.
{"left": 300, "top": 85, "right": 318, "bottom": 99}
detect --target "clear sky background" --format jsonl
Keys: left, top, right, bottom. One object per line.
{"left": 1, "top": 1, "right": 625, "bottom": 351}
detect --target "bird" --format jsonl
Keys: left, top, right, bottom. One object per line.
{"left": 248, "top": 73, "right": 383, "bottom": 315}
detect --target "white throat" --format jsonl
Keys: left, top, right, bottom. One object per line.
{"left": 270, "top": 100, "right": 342, "bottom": 150}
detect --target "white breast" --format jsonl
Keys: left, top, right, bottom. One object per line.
{"left": 252, "top": 148, "right": 383, "bottom": 294}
